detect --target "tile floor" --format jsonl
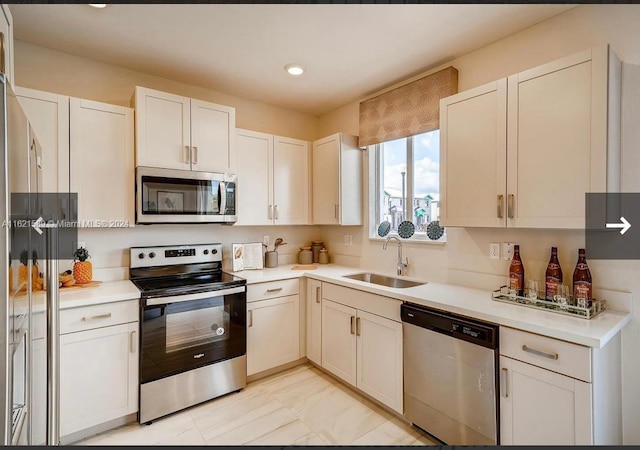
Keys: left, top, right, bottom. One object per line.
{"left": 75, "top": 363, "right": 436, "bottom": 446}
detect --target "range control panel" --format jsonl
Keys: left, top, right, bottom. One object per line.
{"left": 130, "top": 243, "right": 222, "bottom": 268}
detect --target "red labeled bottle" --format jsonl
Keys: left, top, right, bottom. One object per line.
{"left": 509, "top": 245, "right": 525, "bottom": 297}
{"left": 572, "top": 248, "right": 592, "bottom": 307}
{"left": 545, "top": 247, "right": 563, "bottom": 301}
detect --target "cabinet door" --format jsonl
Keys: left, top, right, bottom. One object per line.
{"left": 356, "top": 310, "right": 403, "bottom": 413}
{"left": 506, "top": 48, "right": 609, "bottom": 228}
{"left": 190, "top": 99, "right": 235, "bottom": 173}
{"left": 134, "top": 86, "right": 190, "bottom": 170}
{"left": 70, "top": 98, "right": 134, "bottom": 226}
{"left": 321, "top": 299, "right": 357, "bottom": 387}
{"left": 15, "top": 87, "right": 70, "bottom": 193}
{"left": 500, "top": 356, "right": 592, "bottom": 445}
{"left": 306, "top": 279, "right": 322, "bottom": 365}
{"left": 235, "top": 129, "right": 273, "bottom": 225}
{"left": 247, "top": 295, "right": 300, "bottom": 376}
{"left": 60, "top": 322, "right": 138, "bottom": 437}
{"left": 312, "top": 135, "right": 340, "bottom": 224}
{"left": 273, "top": 136, "right": 310, "bottom": 225}
{"left": 440, "top": 80, "right": 507, "bottom": 227}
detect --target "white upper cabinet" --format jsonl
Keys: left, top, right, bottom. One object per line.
{"left": 15, "top": 86, "right": 70, "bottom": 193}
{"left": 440, "top": 80, "right": 507, "bottom": 227}
{"left": 235, "top": 129, "right": 273, "bottom": 226}
{"left": 134, "top": 86, "right": 235, "bottom": 173}
{"left": 235, "top": 129, "right": 310, "bottom": 226}
{"left": 440, "top": 46, "right": 620, "bottom": 229}
{"left": 70, "top": 98, "right": 134, "bottom": 226}
{"left": 273, "top": 136, "right": 310, "bottom": 225}
{"left": 312, "top": 133, "right": 363, "bottom": 225}
{"left": 1, "top": 5, "right": 14, "bottom": 84}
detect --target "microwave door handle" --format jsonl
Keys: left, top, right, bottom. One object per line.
{"left": 219, "top": 181, "right": 227, "bottom": 215}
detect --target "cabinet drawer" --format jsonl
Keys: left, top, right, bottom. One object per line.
{"left": 61, "top": 300, "right": 138, "bottom": 335}
{"left": 247, "top": 279, "right": 299, "bottom": 303}
{"left": 500, "top": 327, "right": 591, "bottom": 382}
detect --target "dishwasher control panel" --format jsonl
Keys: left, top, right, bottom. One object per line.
{"left": 401, "top": 303, "right": 498, "bottom": 349}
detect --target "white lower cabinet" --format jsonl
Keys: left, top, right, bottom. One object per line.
{"left": 306, "top": 279, "right": 322, "bottom": 365}
{"left": 247, "top": 283, "right": 301, "bottom": 376}
{"left": 499, "top": 356, "right": 592, "bottom": 445}
{"left": 60, "top": 301, "right": 139, "bottom": 438}
{"left": 499, "top": 326, "right": 622, "bottom": 445}
{"left": 321, "top": 283, "right": 403, "bottom": 414}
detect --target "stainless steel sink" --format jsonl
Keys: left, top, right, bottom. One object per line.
{"left": 343, "top": 272, "right": 426, "bottom": 289}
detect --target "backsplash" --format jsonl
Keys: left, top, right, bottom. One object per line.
{"left": 78, "top": 225, "right": 321, "bottom": 277}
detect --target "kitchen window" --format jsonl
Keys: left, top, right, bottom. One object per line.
{"left": 371, "top": 129, "right": 445, "bottom": 242}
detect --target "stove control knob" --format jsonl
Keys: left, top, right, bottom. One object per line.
{"left": 149, "top": 252, "right": 156, "bottom": 258}
{"left": 203, "top": 249, "right": 209, "bottom": 255}
{"left": 211, "top": 249, "right": 218, "bottom": 255}
{"left": 138, "top": 253, "right": 145, "bottom": 259}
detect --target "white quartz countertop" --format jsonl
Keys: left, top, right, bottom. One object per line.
{"left": 27, "top": 280, "right": 141, "bottom": 312}
{"left": 60, "top": 280, "right": 140, "bottom": 309}
{"left": 231, "top": 264, "right": 632, "bottom": 349}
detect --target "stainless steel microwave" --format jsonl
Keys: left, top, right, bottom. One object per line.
{"left": 136, "top": 166, "right": 237, "bottom": 224}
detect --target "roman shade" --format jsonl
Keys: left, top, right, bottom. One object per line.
{"left": 359, "top": 66, "right": 458, "bottom": 147}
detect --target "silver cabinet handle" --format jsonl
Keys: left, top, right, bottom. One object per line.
{"left": 334, "top": 204, "right": 338, "bottom": 220}
{"left": 356, "top": 317, "right": 361, "bottom": 336}
{"left": 274, "top": 204, "right": 279, "bottom": 220}
{"left": 507, "top": 194, "right": 515, "bottom": 219}
{"left": 248, "top": 310, "right": 253, "bottom": 328}
{"left": 501, "top": 367, "right": 509, "bottom": 398}
{"left": 81, "top": 313, "right": 112, "bottom": 321}
{"left": 192, "top": 146, "right": 198, "bottom": 164}
{"left": 315, "top": 286, "right": 320, "bottom": 304}
{"left": 130, "top": 330, "right": 136, "bottom": 353}
{"left": 268, "top": 205, "right": 273, "bottom": 220}
{"left": 266, "top": 287, "right": 283, "bottom": 293}
{"left": 497, "top": 195, "right": 504, "bottom": 219}
{"left": 350, "top": 316, "right": 355, "bottom": 335}
{"left": 522, "top": 344, "right": 559, "bottom": 360}
{"left": 183, "top": 145, "right": 190, "bottom": 164}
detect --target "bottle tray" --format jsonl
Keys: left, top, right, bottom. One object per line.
{"left": 491, "top": 286, "right": 606, "bottom": 320}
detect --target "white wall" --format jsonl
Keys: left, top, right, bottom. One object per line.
{"left": 318, "top": 4, "right": 640, "bottom": 444}
{"left": 14, "top": 41, "right": 319, "bottom": 141}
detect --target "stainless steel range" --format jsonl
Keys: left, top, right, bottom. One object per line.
{"left": 129, "top": 243, "right": 247, "bottom": 424}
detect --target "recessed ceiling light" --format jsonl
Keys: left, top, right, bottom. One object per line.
{"left": 284, "top": 64, "right": 305, "bottom": 76}
{"left": 88, "top": 4, "right": 108, "bottom": 8}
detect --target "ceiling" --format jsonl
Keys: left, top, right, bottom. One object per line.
{"left": 10, "top": 4, "right": 576, "bottom": 116}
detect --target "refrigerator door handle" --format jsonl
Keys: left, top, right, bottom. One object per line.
{"left": 45, "top": 227, "right": 60, "bottom": 446}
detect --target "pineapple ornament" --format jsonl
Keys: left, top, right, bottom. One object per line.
{"left": 73, "top": 247, "right": 93, "bottom": 285}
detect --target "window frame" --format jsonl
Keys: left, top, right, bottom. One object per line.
{"left": 369, "top": 132, "right": 446, "bottom": 244}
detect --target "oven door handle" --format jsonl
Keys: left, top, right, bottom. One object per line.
{"left": 144, "top": 286, "right": 246, "bottom": 306}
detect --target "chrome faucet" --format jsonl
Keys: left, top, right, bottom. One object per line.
{"left": 383, "top": 236, "right": 408, "bottom": 276}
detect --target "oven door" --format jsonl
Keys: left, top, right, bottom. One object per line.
{"left": 140, "top": 286, "right": 246, "bottom": 384}
{"left": 136, "top": 166, "right": 236, "bottom": 224}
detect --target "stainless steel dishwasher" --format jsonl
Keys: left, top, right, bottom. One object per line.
{"left": 401, "top": 303, "right": 499, "bottom": 445}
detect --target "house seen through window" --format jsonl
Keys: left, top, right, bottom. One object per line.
{"left": 373, "top": 129, "right": 444, "bottom": 241}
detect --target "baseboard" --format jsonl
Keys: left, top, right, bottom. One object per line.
{"left": 247, "top": 357, "right": 308, "bottom": 383}
{"left": 308, "top": 361, "right": 410, "bottom": 426}
{"left": 61, "top": 412, "right": 137, "bottom": 445}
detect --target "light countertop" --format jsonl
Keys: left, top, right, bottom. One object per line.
{"left": 24, "top": 280, "right": 141, "bottom": 312}
{"left": 231, "top": 264, "right": 632, "bottom": 349}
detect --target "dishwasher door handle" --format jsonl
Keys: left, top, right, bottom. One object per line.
{"left": 500, "top": 367, "right": 509, "bottom": 398}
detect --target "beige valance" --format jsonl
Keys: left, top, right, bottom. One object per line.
{"left": 359, "top": 66, "right": 458, "bottom": 147}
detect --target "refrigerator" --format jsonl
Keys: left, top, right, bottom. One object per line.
{"left": 1, "top": 73, "right": 61, "bottom": 445}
